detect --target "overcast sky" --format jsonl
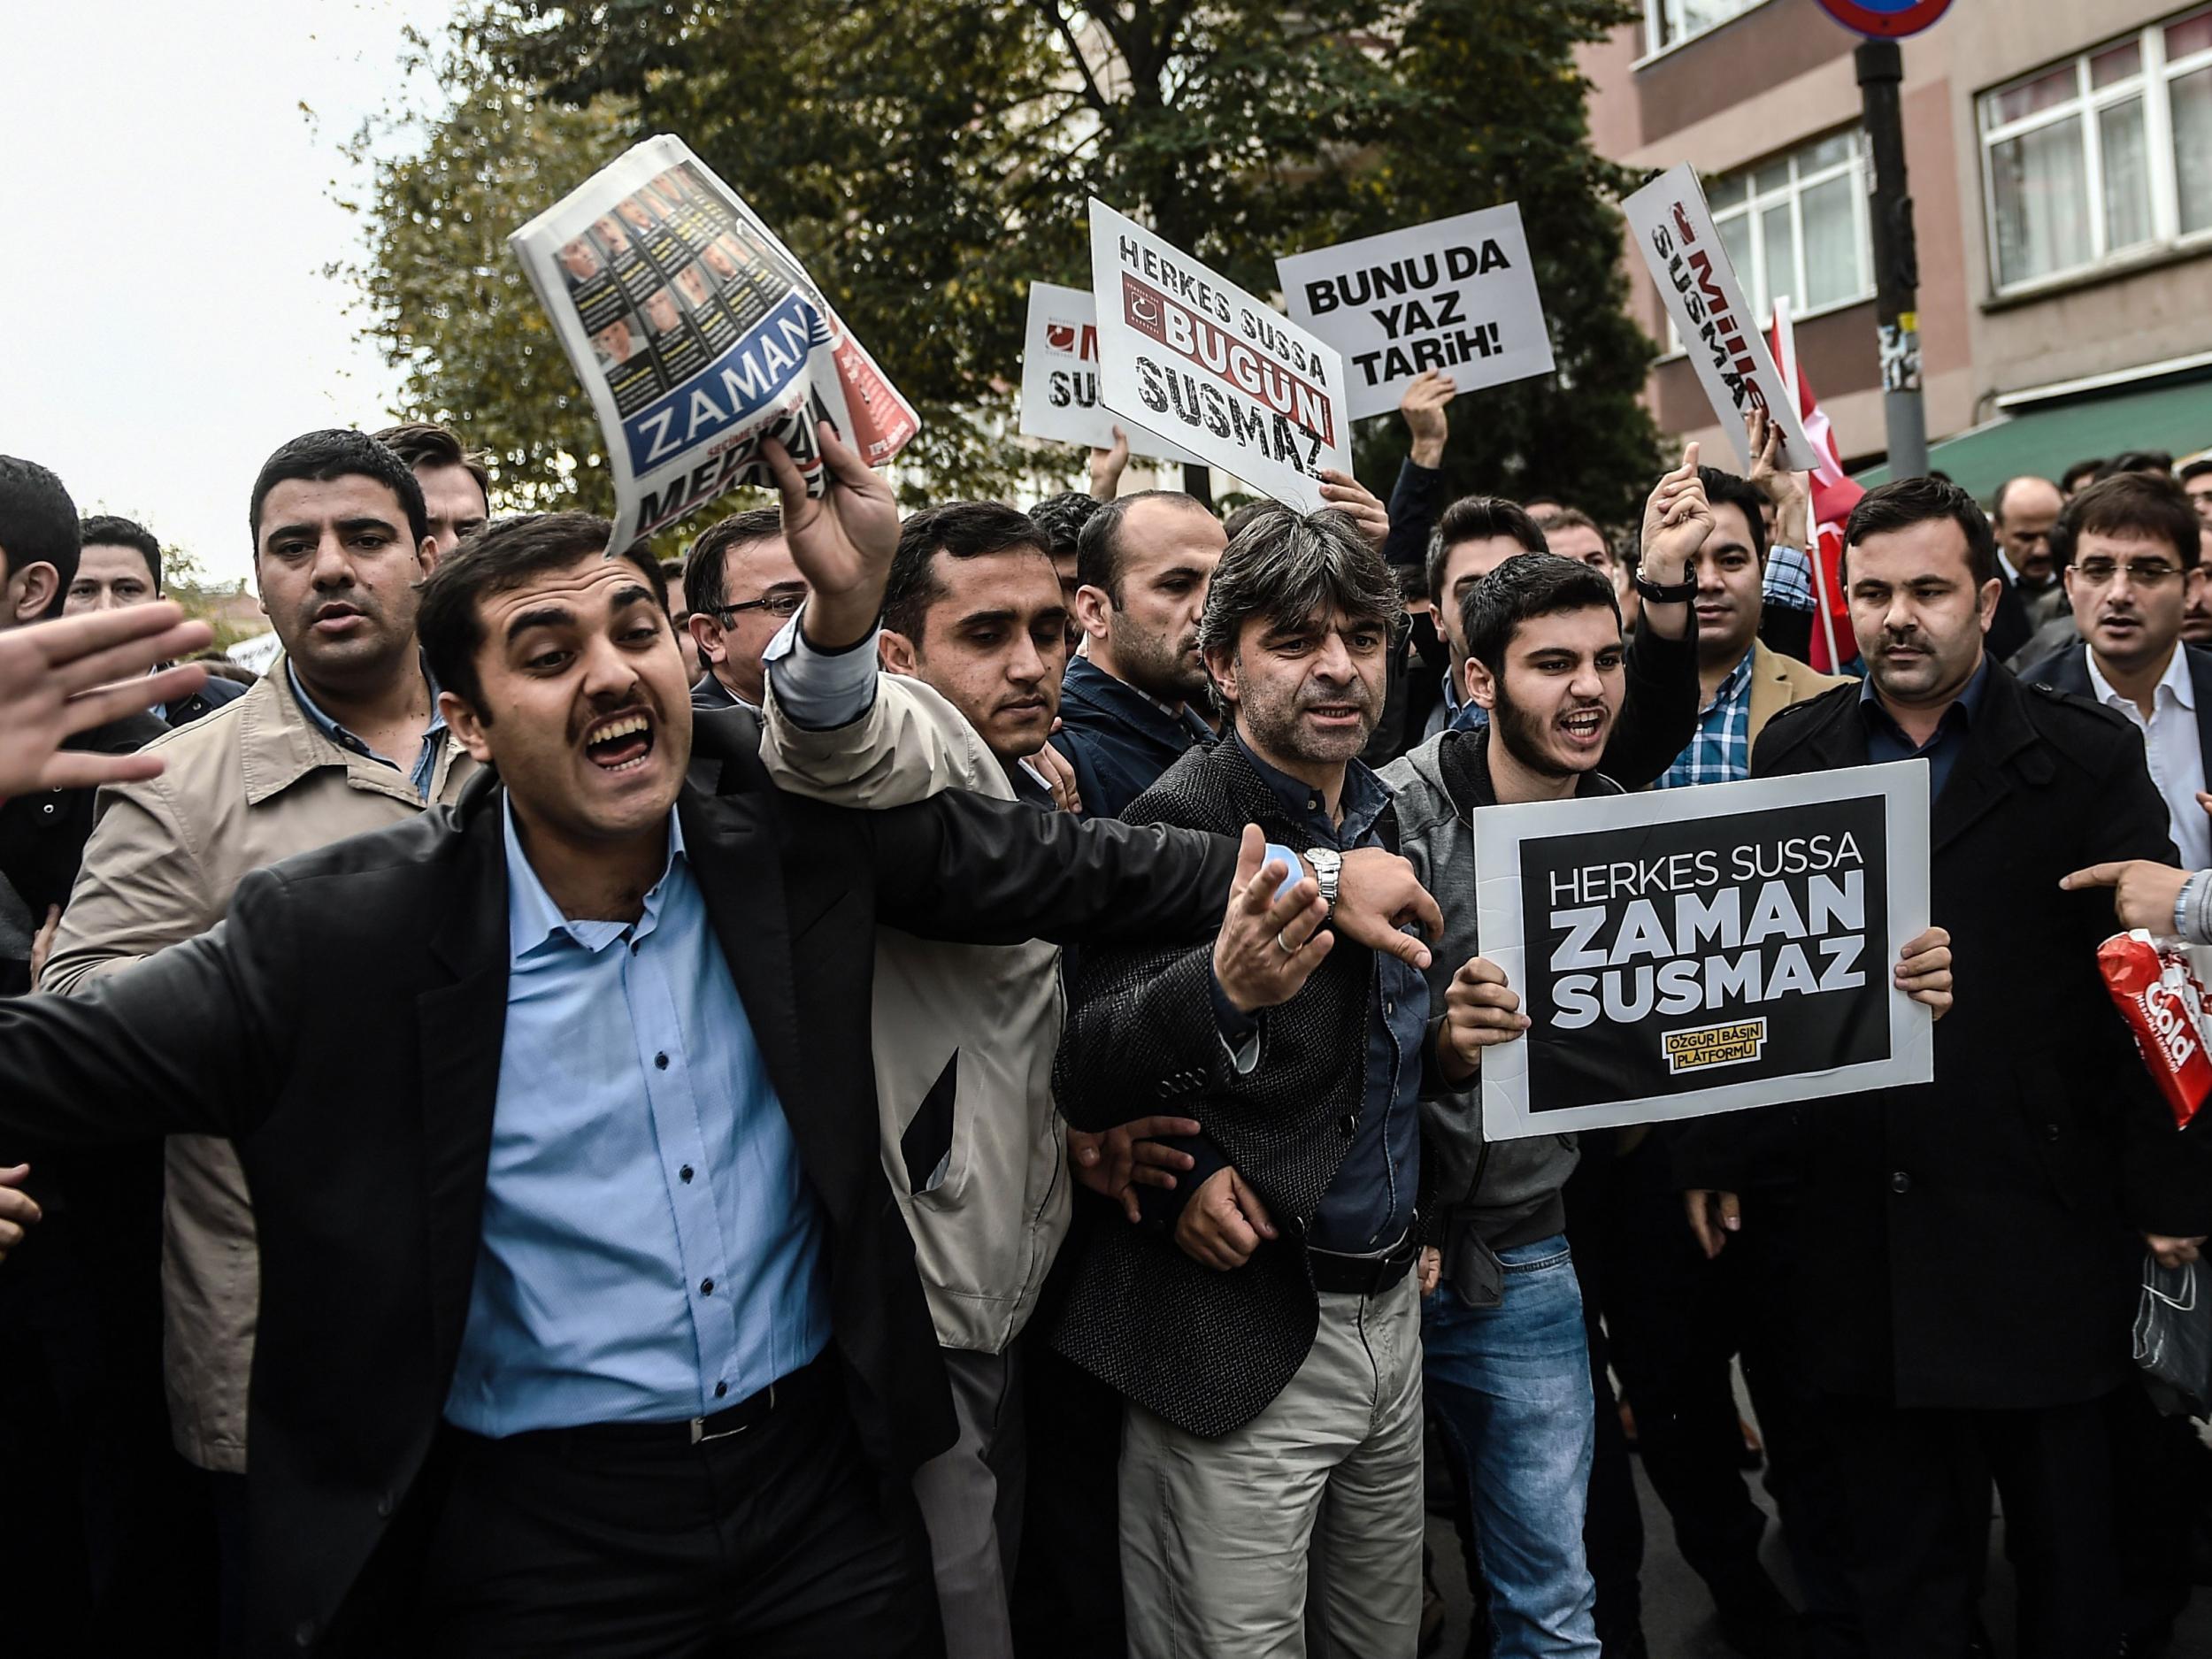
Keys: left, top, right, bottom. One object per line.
{"left": 0, "top": 0, "right": 461, "bottom": 588}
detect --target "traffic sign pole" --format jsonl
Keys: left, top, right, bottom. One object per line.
{"left": 1855, "top": 37, "right": 1928, "bottom": 481}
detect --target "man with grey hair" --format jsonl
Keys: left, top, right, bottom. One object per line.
{"left": 1050, "top": 503, "right": 1447, "bottom": 1656}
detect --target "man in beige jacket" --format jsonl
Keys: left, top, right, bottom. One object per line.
{"left": 40, "top": 428, "right": 472, "bottom": 1641}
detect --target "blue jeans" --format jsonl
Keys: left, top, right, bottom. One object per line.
{"left": 1424, "top": 1233, "right": 1601, "bottom": 1658}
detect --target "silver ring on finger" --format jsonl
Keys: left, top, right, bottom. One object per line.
{"left": 1275, "top": 928, "right": 1298, "bottom": 955}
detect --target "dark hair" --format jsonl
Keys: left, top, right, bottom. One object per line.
{"left": 193, "top": 650, "right": 258, "bottom": 687}
{"left": 1221, "top": 500, "right": 1271, "bottom": 541}
{"left": 416, "top": 511, "right": 666, "bottom": 711}
{"left": 2179, "top": 458, "right": 2212, "bottom": 487}
{"left": 2098, "top": 449, "right": 2175, "bottom": 481}
{"left": 1842, "top": 476, "right": 1997, "bottom": 588}
{"left": 372, "top": 421, "right": 492, "bottom": 503}
{"left": 1028, "top": 490, "right": 1103, "bottom": 562}
{"left": 1198, "top": 504, "right": 1402, "bottom": 667}
{"left": 884, "top": 502, "right": 1051, "bottom": 640}
{"left": 1463, "top": 551, "right": 1621, "bottom": 678}
{"left": 1075, "top": 489, "right": 1211, "bottom": 602}
{"left": 681, "top": 507, "right": 784, "bottom": 618}
{"left": 1531, "top": 504, "right": 1601, "bottom": 538}
{"left": 250, "top": 430, "right": 428, "bottom": 552}
{"left": 78, "top": 513, "right": 164, "bottom": 593}
{"left": 2061, "top": 457, "right": 2107, "bottom": 493}
{"left": 1427, "top": 495, "right": 1548, "bottom": 607}
{"left": 1990, "top": 474, "right": 2061, "bottom": 524}
{"left": 0, "top": 456, "right": 81, "bottom": 616}
{"left": 1697, "top": 466, "right": 1770, "bottom": 562}
{"left": 2050, "top": 472, "right": 2202, "bottom": 571}
{"left": 1520, "top": 495, "right": 1563, "bottom": 514}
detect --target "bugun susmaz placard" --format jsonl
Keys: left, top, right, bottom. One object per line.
{"left": 1471, "top": 763, "right": 1933, "bottom": 1139}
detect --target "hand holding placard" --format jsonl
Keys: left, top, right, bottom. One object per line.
{"left": 1401, "top": 371, "right": 1455, "bottom": 469}
{"left": 1439, "top": 956, "right": 1532, "bottom": 1084}
{"left": 764, "top": 419, "right": 902, "bottom": 651}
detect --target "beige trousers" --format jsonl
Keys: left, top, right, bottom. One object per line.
{"left": 1119, "top": 1272, "right": 1425, "bottom": 1658}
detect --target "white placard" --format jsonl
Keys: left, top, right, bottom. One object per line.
{"left": 1473, "top": 762, "right": 1932, "bottom": 1139}
{"left": 1276, "top": 204, "right": 1555, "bottom": 421}
{"left": 1623, "top": 164, "right": 1819, "bottom": 473}
{"left": 1087, "top": 199, "right": 1349, "bottom": 513}
{"left": 1016, "top": 281, "right": 1202, "bottom": 465}
{"left": 511, "top": 134, "right": 920, "bottom": 552}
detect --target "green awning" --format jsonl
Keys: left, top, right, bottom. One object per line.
{"left": 1853, "top": 374, "right": 2212, "bottom": 499}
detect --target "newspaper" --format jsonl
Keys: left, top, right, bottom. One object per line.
{"left": 511, "top": 134, "right": 919, "bottom": 551}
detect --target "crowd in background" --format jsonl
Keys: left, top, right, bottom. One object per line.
{"left": 1, "top": 378, "right": 2209, "bottom": 1659}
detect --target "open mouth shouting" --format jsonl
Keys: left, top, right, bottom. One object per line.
{"left": 583, "top": 709, "right": 657, "bottom": 772}
{"left": 1557, "top": 704, "right": 1608, "bottom": 750}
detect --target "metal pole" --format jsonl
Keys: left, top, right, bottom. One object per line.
{"left": 1855, "top": 38, "right": 1929, "bottom": 480}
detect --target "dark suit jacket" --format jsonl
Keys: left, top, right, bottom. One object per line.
{"left": 1049, "top": 657, "right": 1214, "bottom": 821}
{"left": 1048, "top": 736, "right": 1437, "bottom": 1438}
{"left": 1677, "top": 666, "right": 2212, "bottom": 1410}
{"left": 2016, "top": 639, "right": 2212, "bottom": 792}
{"left": 0, "top": 709, "right": 1237, "bottom": 1654}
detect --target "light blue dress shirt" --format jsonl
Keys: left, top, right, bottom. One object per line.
{"left": 442, "top": 801, "right": 832, "bottom": 1435}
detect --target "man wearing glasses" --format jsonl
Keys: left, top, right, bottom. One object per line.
{"left": 681, "top": 507, "right": 809, "bottom": 711}
{"left": 2020, "top": 471, "right": 2212, "bottom": 872}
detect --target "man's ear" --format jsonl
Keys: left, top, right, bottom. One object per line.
{"left": 439, "top": 688, "right": 494, "bottom": 763}
{"left": 879, "top": 629, "right": 919, "bottom": 678}
{"left": 1466, "top": 655, "right": 1500, "bottom": 712}
{"left": 416, "top": 535, "right": 441, "bottom": 578}
{"left": 1072, "top": 582, "right": 1114, "bottom": 641}
{"left": 687, "top": 609, "right": 726, "bottom": 667}
{"left": 5, "top": 560, "right": 59, "bottom": 626}
{"left": 1203, "top": 643, "right": 1238, "bottom": 707}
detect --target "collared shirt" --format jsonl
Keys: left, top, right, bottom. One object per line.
{"left": 1656, "top": 646, "right": 1756, "bottom": 789}
{"left": 1442, "top": 672, "right": 1490, "bottom": 738}
{"left": 1213, "top": 733, "right": 1426, "bottom": 1256}
{"left": 2085, "top": 643, "right": 2211, "bottom": 870}
{"left": 1858, "top": 654, "right": 1993, "bottom": 801}
{"left": 285, "top": 660, "right": 448, "bottom": 802}
{"left": 444, "top": 802, "right": 831, "bottom": 1435}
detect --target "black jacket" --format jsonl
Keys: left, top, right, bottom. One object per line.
{"left": 1676, "top": 665, "right": 2212, "bottom": 1409}
{"left": 1048, "top": 736, "right": 1438, "bottom": 1437}
{"left": 0, "top": 709, "right": 168, "bottom": 974}
{"left": 1049, "top": 656, "right": 1214, "bottom": 821}
{"left": 2017, "top": 638, "right": 2212, "bottom": 789}
{"left": 0, "top": 710, "right": 1237, "bottom": 1654}
{"left": 162, "top": 670, "right": 250, "bottom": 728}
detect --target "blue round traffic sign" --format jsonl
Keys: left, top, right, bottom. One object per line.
{"left": 1814, "top": 0, "right": 1954, "bottom": 37}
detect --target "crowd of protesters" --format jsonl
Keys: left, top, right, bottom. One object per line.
{"left": 1, "top": 371, "right": 2209, "bottom": 1659}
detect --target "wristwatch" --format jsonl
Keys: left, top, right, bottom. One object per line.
{"left": 1633, "top": 566, "right": 1697, "bottom": 604}
{"left": 1306, "top": 848, "right": 1342, "bottom": 919}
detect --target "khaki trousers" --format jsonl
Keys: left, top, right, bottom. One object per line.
{"left": 1119, "top": 1271, "right": 1425, "bottom": 1658}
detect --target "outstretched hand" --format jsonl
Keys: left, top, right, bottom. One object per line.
{"left": 0, "top": 603, "right": 211, "bottom": 800}
{"left": 1212, "top": 826, "right": 1333, "bottom": 1014}
{"left": 1639, "top": 441, "right": 1714, "bottom": 587}
{"left": 764, "top": 419, "right": 901, "bottom": 650}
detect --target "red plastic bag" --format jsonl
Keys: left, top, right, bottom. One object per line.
{"left": 2100, "top": 931, "right": 2212, "bottom": 1128}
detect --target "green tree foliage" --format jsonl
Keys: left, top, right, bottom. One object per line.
{"left": 353, "top": 2, "right": 1660, "bottom": 524}
{"left": 330, "top": 21, "right": 636, "bottom": 515}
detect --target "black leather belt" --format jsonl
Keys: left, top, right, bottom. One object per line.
{"left": 554, "top": 1350, "right": 835, "bottom": 1447}
{"left": 1308, "top": 1231, "right": 1419, "bottom": 1296}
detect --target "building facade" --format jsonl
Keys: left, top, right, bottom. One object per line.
{"left": 1580, "top": 0, "right": 2212, "bottom": 493}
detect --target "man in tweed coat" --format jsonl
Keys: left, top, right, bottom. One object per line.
{"left": 1052, "top": 503, "right": 1451, "bottom": 1657}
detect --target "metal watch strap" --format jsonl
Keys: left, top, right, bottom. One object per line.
{"left": 1307, "top": 848, "right": 1342, "bottom": 918}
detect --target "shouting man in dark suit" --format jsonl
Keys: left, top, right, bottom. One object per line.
{"left": 1679, "top": 476, "right": 2212, "bottom": 1658}
{"left": 0, "top": 426, "right": 1437, "bottom": 1656}
{"left": 1053, "top": 503, "right": 1449, "bottom": 1657}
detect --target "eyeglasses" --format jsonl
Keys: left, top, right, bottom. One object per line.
{"left": 2073, "top": 559, "right": 2185, "bottom": 588}
{"left": 713, "top": 589, "right": 806, "bottom": 622}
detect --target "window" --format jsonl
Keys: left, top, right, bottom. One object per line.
{"left": 1683, "top": 131, "right": 1873, "bottom": 342}
{"left": 1644, "top": 0, "right": 1765, "bottom": 56}
{"left": 1979, "top": 6, "right": 2212, "bottom": 293}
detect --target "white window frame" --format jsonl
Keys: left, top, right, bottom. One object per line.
{"left": 1978, "top": 5, "right": 2212, "bottom": 297}
{"left": 1640, "top": 0, "right": 1770, "bottom": 61}
{"left": 1663, "top": 130, "right": 1874, "bottom": 355}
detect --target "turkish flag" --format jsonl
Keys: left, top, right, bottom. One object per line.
{"left": 1769, "top": 312, "right": 1865, "bottom": 673}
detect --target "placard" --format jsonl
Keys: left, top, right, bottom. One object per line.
{"left": 1276, "top": 205, "right": 1555, "bottom": 421}
{"left": 1623, "top": 165, "right": 1819, "bottom": 474}
{"left": 1017, "top": 281, "right": 1202, "bottom": 465}
{"left": 1473, "top": 762, "right": 1932, "bottom": 1138}
{"left": 1088, "top": 199, "right": 1349, "bottom": 513}
{"left": 511, "top": 134, "right": 920, "bottom": 552}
